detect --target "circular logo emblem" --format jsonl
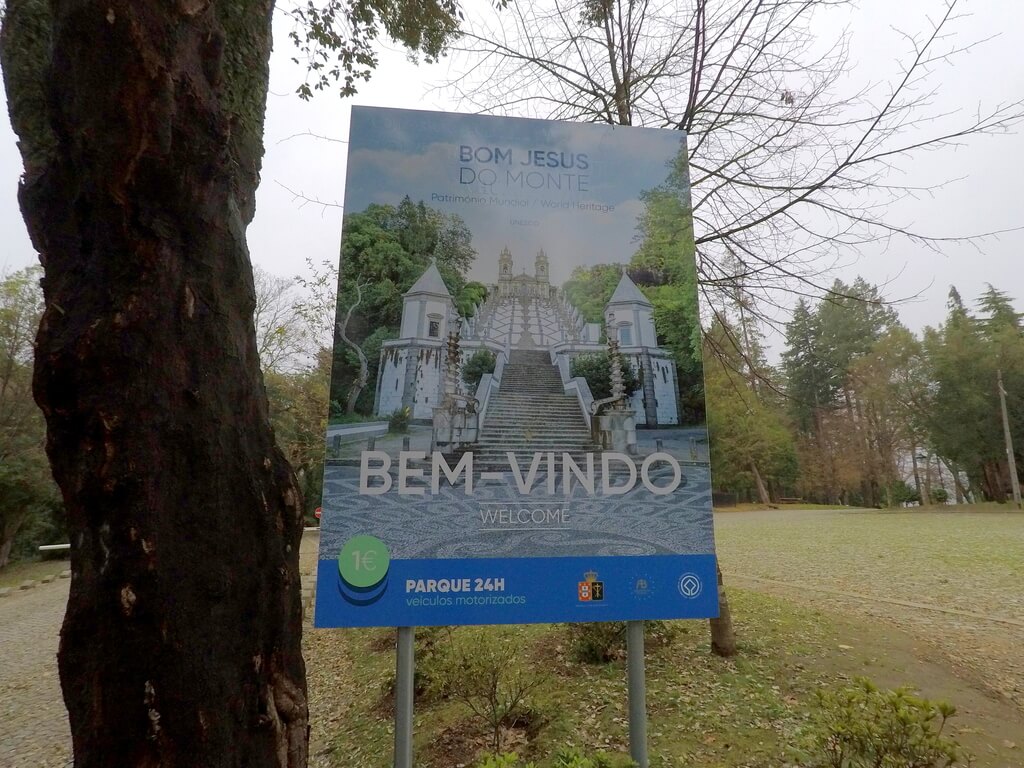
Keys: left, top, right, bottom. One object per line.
{"left": 677, "top": 573, "right": 702, "bottom": 599}
{"left": 338, "top": 535, "right": 390, "bottom": 590}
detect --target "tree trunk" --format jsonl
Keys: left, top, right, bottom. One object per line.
{"left": 911, "top": 448, "right": 923, "bottom": 503}
{"left": 922, "top": 455, "right": 933, "bottom": 507}
{"left": 338, "top": 282, "right": 368, "bottom": 414}
{"left": 750, "top": 462, "right": 770, "bottom": 505}
{"left": 345, "top": 365, "right": 369, "bottom": 415}
{"left": 1, "top": 2, "right": 308, "bottom": 766}
{"left": 0, "top": 532, "right": 15, "bottom": 570}
{"left": 941, "top": 458, "right": 968, "bottom": 504}
{"left": 709, "top": 562, "right": 737, "bottom": 657}
{"left": 980, "top": 461, "right": 1003, "bottom": 502}
{"left": 0, "top": 508, "right": 29, "bottom": 569}
{"left": 843, "top": 385, "right": 876, "bottom": 507}
{"left": 934, "top": 456, "right": 948, "bottom": 498}
{"left": 813, "top": 408, "right": 839, "bottom": 504}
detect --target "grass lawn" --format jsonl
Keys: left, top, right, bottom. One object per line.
{"left": 0, "top": 558, "right": 69, "bottom": 590}
{"left": 305, "top": 587, "right": 1020, "bottom": 768}
{"left": 327, "top": 413, "right": 387, "bottom": 426}
{"left": 713, "top": 507, "right": 1024, "bottom": 745}
{"left": 714, "top": 507, "right": 1024, "bottom": 615}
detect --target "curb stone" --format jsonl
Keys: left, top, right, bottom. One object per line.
{"left": 3, "top": 570, "right": 69, "bottom": 595}
{"left": 301, "top": 584, "right": 317, "bottom": 620}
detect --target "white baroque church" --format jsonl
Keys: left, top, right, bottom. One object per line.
{"left": 373, "top": 249, "right": 681, "bottom": 431}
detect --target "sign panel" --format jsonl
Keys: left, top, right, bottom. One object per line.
{"left": 315, "top": 107, "right": 717, "bottom": 627}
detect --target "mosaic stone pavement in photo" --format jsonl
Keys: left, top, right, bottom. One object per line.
{"left": 319, "top": 460, "right": 713, "bottom": 560}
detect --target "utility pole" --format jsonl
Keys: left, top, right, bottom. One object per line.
{"left": 997, "top": 369, "right": 1022, "bottom": 509}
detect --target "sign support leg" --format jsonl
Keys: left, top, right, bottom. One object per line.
{"left": 394, "top": 626, "right": 415, "bottom": 768}
{"left": 626, "top": 620, "right": 649, "bottom": 768}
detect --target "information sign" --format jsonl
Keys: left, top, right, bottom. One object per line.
{"left": 315, "top": 107, "right": 718, "bottom": 627}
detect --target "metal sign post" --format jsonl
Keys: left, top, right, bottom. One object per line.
{"left": 394, "top": 626, "right": 415, "bottom": 768}
{"left": 626, "top": 620, "right": 649, "bottom": 768}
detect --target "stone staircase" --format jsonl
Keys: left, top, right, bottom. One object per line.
{"left": 471, "top": 349, "right": 597, "bottom": 470}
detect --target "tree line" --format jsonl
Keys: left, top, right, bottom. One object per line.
{"left": 0, "top": 266, "right": 61, "bottom": 568}
{"left": 6, "top": 245, "right": 1020, "bottom": 566}
{"left": 708, "top": 280, "right": 1023, "bottom": 507}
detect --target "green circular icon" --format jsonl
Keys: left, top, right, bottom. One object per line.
{"left": 338, "top": 535, "right": 390, "bottom": 589}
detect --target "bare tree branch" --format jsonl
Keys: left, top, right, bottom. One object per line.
{"left": 439, "top": 0, "right": 1024, "bottom": 315}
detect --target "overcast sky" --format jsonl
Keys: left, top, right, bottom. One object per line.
{"left": 1, "top": 0, "right": 1021, "bottom": 339}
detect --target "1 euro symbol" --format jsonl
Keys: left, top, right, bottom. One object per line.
{"left": 351, "top": 550, "right": 378, "bottom": 572}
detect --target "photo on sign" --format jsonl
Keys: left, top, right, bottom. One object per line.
{"left": 316, "top": 107, "right": 717, "bottom": 628}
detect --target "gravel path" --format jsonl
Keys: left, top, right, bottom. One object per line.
{"left": 0, "top": 579, "right": 72, "bottom": 768}
{"left": 715, "top": 507, "right": 1024, "bottom": 711}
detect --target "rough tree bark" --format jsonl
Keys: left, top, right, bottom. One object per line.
{"left": 749, "top": 462, "right": 770, "bottom": 506}
{"left": 1, "top": 1, "right": 308, "bottom": 765}
{"left": 709, "top": 561, "right": 737, "bottom": 657}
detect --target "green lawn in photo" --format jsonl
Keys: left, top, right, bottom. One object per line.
{"left": 304, "top": 507, "right": 1023, "bottom": 767}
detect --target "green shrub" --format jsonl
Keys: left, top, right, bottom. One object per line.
{"left": 476, "top": 754, "right": 535, "bottom": 768}
{"left": 463, "top": 350, "right": 497, "bottom": 391}
{"left": 431, "top": 627, "right": 548, "bottom": 752}
{"left": 930, "top": 488, "right": 950, "bottom": 504}
{"left": 569, "top": 353, "right": 640, "bottom": 401}
{"left": 565, "top": 621, "right": 678, "bottom": 664}
{"left": 886, "top": 480, "right": 920, "bottom": 507}
{"left": 474, "top": 749, "right": 634, "bottom": 768}
{"left": 388, "top": 407, "right": 411, "bottom": 433}
{"left": 565, "top": 622, "right": 625, "bottom": 663}
{"left": 379, "top": 626, "right": 452, "bottom": 705}
{"left": 553, "top": 747, "right": 636, "bottom": 767}
{"left": 412, "top": 625, "right": 453, "bottom": 701}
{"left": 328, "top": 407, "right": 378, "bottom": 425}
{"left": 9, "top": 497, "right": 66, "bottom": 563}
{"left": 802, "top": 678, "right": 968, "bottom": 768}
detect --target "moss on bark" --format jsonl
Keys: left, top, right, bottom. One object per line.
{"left": 0, "top": 0, "right": 57, "bottom": 175}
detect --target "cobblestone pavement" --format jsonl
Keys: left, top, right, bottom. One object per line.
{"left": 1, "top": 533, "right": 321, "bottom": 766}
{"left": 0, "top": 579, "right": 72, "bottom": 768}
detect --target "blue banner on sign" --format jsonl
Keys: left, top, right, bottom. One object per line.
{"left": 314, "top": 554, "right": 718, "bottom": 627}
